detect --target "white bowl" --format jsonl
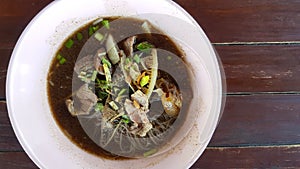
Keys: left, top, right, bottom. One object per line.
{"left": 6, "top": 0, "right": 225, "bottom": 168}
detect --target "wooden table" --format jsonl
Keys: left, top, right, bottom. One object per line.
{"left": 1, "top": 0, "right": 300, "bottom": 168}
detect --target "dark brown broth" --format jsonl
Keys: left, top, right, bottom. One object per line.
{"left": 47, "top": 17, "right": 192, "bottom": 159}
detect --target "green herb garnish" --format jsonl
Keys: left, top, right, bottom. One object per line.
{"left": 98, "top": 90, "right": 109, "bottom": 100}
{"left": 95, "top": 103, "right": 104, "bottom": 112}
{"left": 94, "top": 32, "right": 104, "bottom": 42}
{"left": 125, "top": 58, "right": 131, "bottom": 65}
{"left": 137, "top": 42, "right": 154, "bottom": 52}
{"left": 65, "top": 39, "right": 74, "bottom": 49}
{"left": 91, "top": 70, "right": 98, "bottom": 81}
{"left": 121, "top": 115, "right": 130, "bottom": 124}
{"left": 56, "top": 54, "right": 66, "bottom": 65}
{"left": 133, "top": 54, "right": 140, "bottom": 63}
{"left": 96, "top": 79, "right": 110, "bottom": 90}
{"left": 101, "top": 20, "right": 110, "bottom": 29}
{"left": 102, "top": 58, "right": 112, "bottom": 68}
{"left": 103, "top": 63, "right": 112, "bottom": 83}
{"left": 143, "top": 149, "right": 157, "bottom": 157}
{"left": 59, "top": 57, "right": 67, "bottom": 65}
{"left": 109, "top": 101, "right": 119, "bottom": 111}
{"left": 56, "top": 54, "right": 62, "bottom": 60}
{"left": 77, "top": 32, "right": 83, "bottom": 41}
{"left": 88, "top": 26, "right": 94, "bottom": 36}
{"left": 118, "top": 88, "right": 127, "bottom": 97}
{"left": 140, "top": 75, "right": 150, "bottom": 87}
{"left": 92, "top": 25, "right": 100, "bottom": 32}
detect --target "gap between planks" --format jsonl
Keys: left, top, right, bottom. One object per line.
{"left": 2, "top": 41, "right": 300, "bottom": 50}
{"left": 227, "top": 91, "right": 300, "bottom": 96}
{"left": 207, "top": 144, "right": 300, "bottom": 150}
{"left": 1, "top": 92, "right": 300, "bottom": 102}
{"left": 212, "top": 41, "right": 300, "bottom": 46}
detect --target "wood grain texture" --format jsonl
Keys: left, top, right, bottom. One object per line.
{"left": 0, "top": 16, "right": 33, "bottom": 49}
{"left": 217, "top": 45, "right": 300, "bottom": 93}
{"left": 209, "top": 95, "right": 300, "bottom": 147}
{"left": 2, "top": 45, "right": 300, "bottom": 98}
{"left": 2, "top": 94, "right": 300, "bottom": 150}
{"left": 0, "top": 0, "right": 53, "bottom": 16}
{"left": 0, "top": 0, "right": 53, "bottom": 49}
{"left": 0, "top": 152, "right": 38, "bottom": 169}
{"left": 0, "top": 49, "right": 10, "bottom": 98}
{"left": 175, "top": 0, "right": 300, "bottom": 42}
{"left": 191, "top": 146, "right": 300, "bottom": 169}
{"left": 1, "top": 146, "right": 300, "bottom": 169}
{"left": 1, "top": 0, "right": 300, "bottom": 168}
{"left": 0, "top": 0, "right": 300, "bottom": 47}
{"left": 0, "top": 102, "right": 22, "bottom": 151}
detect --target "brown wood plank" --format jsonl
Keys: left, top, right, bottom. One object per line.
{"left": 1, "top": 146, "right": 300, "bottom": 169}
{"left": 2, "top": 45, "right": 300, "bottom": 98}
{"left": 0, "top": 16, "right": 32, "bottom": 49}
{"left": 0, "top": 0, "right": 53, "bottom": 16}
{"left": 217, "top": 45, "right": 300, "bottom": 93}
{"left": 209, "top": 95, "right": 300, "bottom": 147}
{"left": 0, "top": 152, "right": 38, "bottom": 169}
{"left": 0, "top": 0, "right": 300, "bottom": 46}
{"left": 1, "top": 2, "right": 300, "bottom": 96}
{"left": 175, "top": 0, "right": 300, "bottom": 42}
{"left": 0, "top": 49, "right": 11, "bottom": 98}
{"left": 0, "top": 0, "right": 53, "bottom": 49}
{"left": 2, "top": 94, "right": 300, "bottom": 151}
{"left": 0, "top": 101, "right": 22, "bottom": 151}
{"left": 191, "top": 146, "right": 300, "bottom": 169}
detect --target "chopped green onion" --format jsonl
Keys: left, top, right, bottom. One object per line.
{"left": 79, "top": 71, "right": 87, "bottom": 76}
{"left": 98, "top": 91, "right": 108, "bottom": 100}
{"left": 140, "top": 75, "right": 150, "bottom": 87}
{"left": 167, "top": 56, "right": 172, "bottom": 60}
{"left": 97, "top": 52, "right": 107, "bottom": 58}
{"left": 77, "top": 32, "right": 83, "bottom": 41}
{"left": 97, "top": 79, "right": 110, "bottom": 90}
{"left": 59, "top": 57, "right": 67, "bottom": 65}
{"left": 121, "top": 115, "right": 130, "bottom": 124}
{"left": 91, "top": 70, "right": 98, "bottom": 81}
{"left": 143, "top": 149, "right": 157, "bottom": 157}
{"left": 92, "top": 25, "right": 100, "bottom": 32}
{"left": 103, "top": 63, "right": 112, "bottom": 83}
{"left": 118, "top": 88, "right": 127, "bottom": 97}
{"left": 133, "top": 54, "right": 140, "bottom": 63}
{"left": 65, "top": 39, "right": 74, "bottom": 49}
{"left": 102, "top": 58, "right": 111, "bottom": 68}
{"left": 56, "top": 54, "right": 62, "bottom": 60}
{"left": 101, "top": 20, "right": 110, "bottom": 29}
{"left": 95, "top": 103, "right": 104, "bottom": 112}
{"left": 106, "top": 34, "right": 120, "bottom": 64}
{"left": 109, "top": 101, "right": 119, "bottom": 111}
{"left": 137, "top": 42, "right": 154, "bottom": 52}
{"left": 125, "top": 58, "right": 131, "bottom": 65}
{"left": 94, "top": 32, "right": 104, "bottom": 42}
{"left": 56, "top": 54, "right": 66, "bottom": 65}
{"left": 88, "top": 26, "right": 94, "bottom": 36}
{"left": 93, "top": 18, "right": 103, "bottom": 25}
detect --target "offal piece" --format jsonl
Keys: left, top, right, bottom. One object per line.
{"left": 65, "top": 84, "right": 98, "bottom": 116}
{"left": 74, "top": 55, "right": 94, "bottom": 75}
{"left": 156, "top": 78, "right": 182, "bottom": 117}
{"left": 123, "top": 36, "right": 137, "bottom": 57}
{"left": 124, "top": 90, "right": 153, "bottom": 137}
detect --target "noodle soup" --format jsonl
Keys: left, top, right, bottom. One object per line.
{"left": 47, "top": 17, "right": 193, "bottom": 159}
